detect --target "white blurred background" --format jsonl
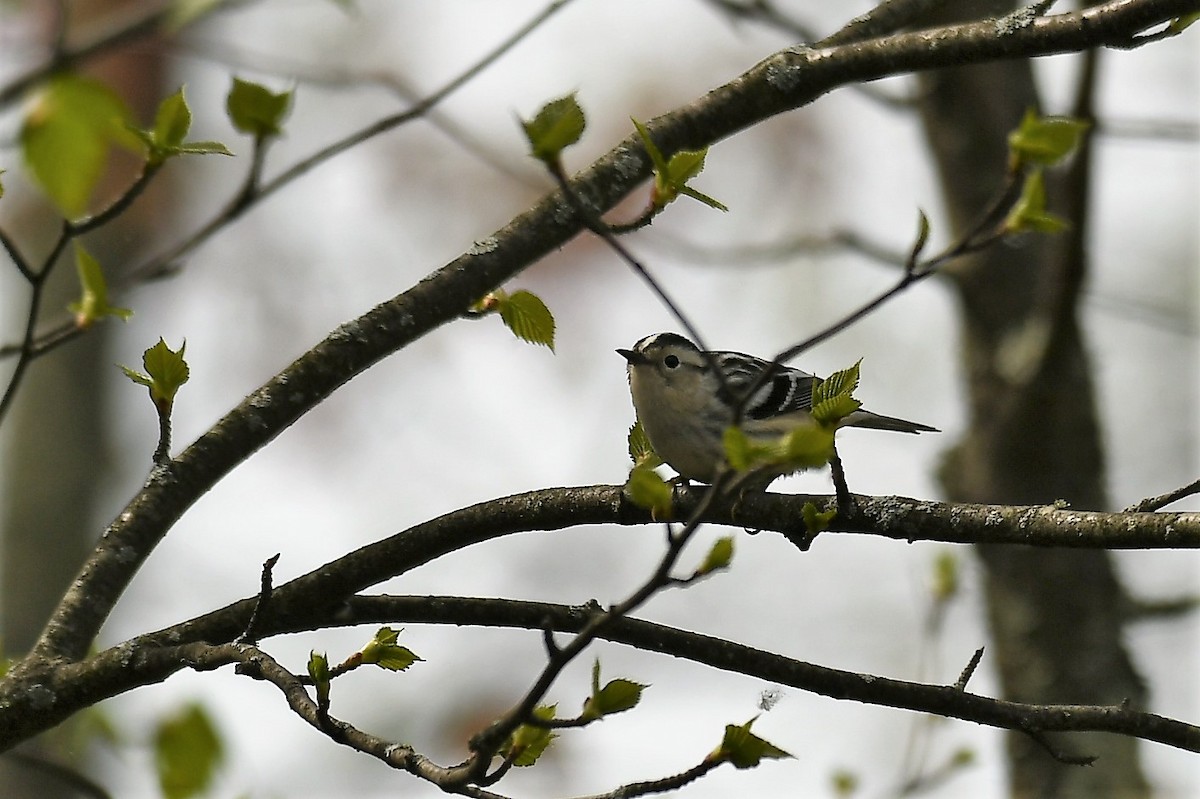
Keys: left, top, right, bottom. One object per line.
{"left": 1, "top": 1, "right": 1196, "bottom": 797}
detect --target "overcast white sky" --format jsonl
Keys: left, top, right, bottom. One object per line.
{"left": 2, "top": 1, "right": 1197, "bottom": 797}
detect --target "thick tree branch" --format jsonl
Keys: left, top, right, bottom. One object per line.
{"left": 5, "top": 483, "right": 1196, "bottom": 750}
{"left": 4, "top": 593, "right": 1196, "bottom": 762}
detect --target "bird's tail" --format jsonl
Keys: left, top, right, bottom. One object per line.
{"left": 843, "top": 409, "right": 939, "bottom": 434}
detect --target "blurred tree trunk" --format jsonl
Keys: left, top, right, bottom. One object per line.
{"left": 0, "top": 2, "right": 168, "bottom": 795}
{"left": 917, "top": 2, "right": 1148, "bottom": 797}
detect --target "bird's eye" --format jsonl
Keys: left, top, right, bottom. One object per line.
{"left": 664, "top": 354, "right": 680, "bottom": 369}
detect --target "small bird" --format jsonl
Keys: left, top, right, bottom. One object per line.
{"left": 618, "top": 332, "right": 937, "bottom": 485}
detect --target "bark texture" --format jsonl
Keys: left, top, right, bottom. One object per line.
{"left": 917, "top": 2, "right": 1149, "bottom": 796}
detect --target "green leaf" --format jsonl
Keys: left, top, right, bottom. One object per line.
{"left": 139, "top": 87, "right": 234, "bottom": 163}
{"left": 627, "top": 422, "right": 663, "bottom": 469}
{"left": 679, "top": 184, "right": 729, "bottom": 212}
{"left": 68, "top": 243, "right": 132, "bottom": 327}
{"left": 812, "top": 361, "right": 860, "bottom": 408}
{"left": 154, "top": 88, "right": 192, "bottom": 150}
{"left": 777, "top": 424, "right": 836, "bottom": 471}
{"left": 667, "top": 148, "right": 707, "bottom": 184}
{"left": 725, "top": 423, "right": 834, "bottom": 477}
{"left": 722, "top": 425, "right": 773, "bottom": 472}
{"left": 172, "top": 140, "right": 233, "bottom": 156}
{"left": 931, "top": 549, "right": 959, "bottom": 601}
{"left": 632, "top": 118, "right": 670, "bottom": 178}
{"left": 697, "top": 536, "right": 734, "bottom": 575}
{"left": 810, "top": 394, "right": 861, "bottom": 427}
{"left": 0, "top": 168, "right": 5, "bottom": 200}
{"left": 801, "top": 502, "right": 837, "bottom": 535}
{"left": 227, "top": 78, "right": 293, "bottom": 137}
{"left": 626, "top": 463, "right": 674, "bottom": 519}
{"left": 1004, "top": 169, "right": 1068, "bottom": 234}
{"left": 711, "top": 717, "right": 793, "bottom": 769}
{"left": 632, "top": 118, "right": 726, "bottom": 211}
{"left": 496, "top": 289, "right": 556, "bottom": 351}
{"left": 120, "top": 338, "right": 189, "bottom": 409}
{"left": 912, "top": 209, "right": 931, "bottom": 259}
{"left": 20, "top": 74, "right": 137, "bottom": 215}
{"left": 360, "top": 627, "right": 422, "bottom": 672}
{"left": 154, "top": 703, "right": 224, "bottom": 799}
{"left": 811, "top": 361, "right": 863, "bottom": 428}
{"left": 581, "top": 660, "right": 646, "bottom": 720}
{"left": 505, "top": 705, "right": 557, "bottom": 767}
{"left": 307, "top": 651, "right": 331, "bottom": 707}
{"left": 1007, "top": 108, "right": 1090, "bottom": 168}
{"left": 522, "top": 93, "right": 585, "bottom": 163}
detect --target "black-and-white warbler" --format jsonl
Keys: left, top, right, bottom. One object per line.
{"left": 618, "top": 332, "right": 938, "bottom": 484}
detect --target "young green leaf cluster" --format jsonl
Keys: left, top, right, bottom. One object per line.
{"left": 120, "top": 338, "right": 190, "bottom": 463}
{"left": 633, "top": 118, "right": 728, "bottom": 213}
{"left": 1003, "top": 109, "right": 1090, "bottom": 234}
{"left": 708, "top": 717, "right": 792, "bottom": 770}
{"left": 120, "top": 339, "right": 190, "bottom": 413}
{"left": 471, "top": 289, "right": 557, "bottom": 351}
{"left": 68, "top": 244, "right": 132, "bottom": 328}
{"left": 132, "top": 88, "right": 233, "bottom": 166}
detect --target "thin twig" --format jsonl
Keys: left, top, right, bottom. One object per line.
{"left": 1123, "top": 479, "right": 1200, "bottom": 513}
{"left": 237, "top": 553, "right": 281, "bottom": 646}
{"left": 954, "top": 648, "right": 986, "bottom": 691}
{"left": 0, "top": 0, "right": 576, "bottom": 363}
{"left": 129, "top": 0, "right": 575, "bottom": 284}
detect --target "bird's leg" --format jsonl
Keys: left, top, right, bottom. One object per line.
{"left": 829, "top": 444, "right": 854, "bottom": 516}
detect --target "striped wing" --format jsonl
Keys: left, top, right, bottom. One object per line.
{"left": 715, "top": 352, "right": 819, "bottom": 420}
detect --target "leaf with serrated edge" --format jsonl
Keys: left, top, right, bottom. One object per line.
{"left": 506, "top": 705, "right": 556, "bottom": 767}
{"left": 119, "top": 339, "right": 189, "bottom": 408}
{"left": 585, "top": 678, "right": 646, "bottom": 719}
{"left": 667, "top": 149, "right": 707, "bottom": 183}
{"left": 497, "top": 289, "right": 555, "bottom": 351}
{"left": 361, "top": 627, "right": 422, "bottom": 672}
{"left": 810, "top": 395, "right": 862, "bottom": 428}
{"left": 141, "top": 338, "right": 190, "bottom": 405}
{"left": 627, "top": 422, "right": 663, "bottom": 468}
{"left": 174, "top": 141, "right": 233, "bottom": 156}
{"left": 522, "top": 94, "right": 585, "bottom": 163}
{"left": 812, "top": 361, "right": 861, "bottom": 407}
{"left": 714, "top": 717, "right": 793, "bottom": 769}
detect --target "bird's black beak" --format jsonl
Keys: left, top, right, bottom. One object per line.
{"left": 616, "top": 348, "right": 647, "bottom": 365}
